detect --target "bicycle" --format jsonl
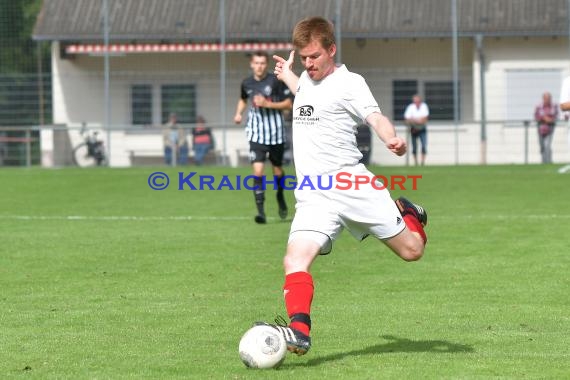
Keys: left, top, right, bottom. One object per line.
{"left": 72, "top": 124, "right": 106, "bottom": 167}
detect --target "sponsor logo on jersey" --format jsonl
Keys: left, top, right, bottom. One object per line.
{"left": 293, "top": 105, "right": 319, "bottom": 126}
{"left": 295, "top": 105, "right": 314, "bottom": 117}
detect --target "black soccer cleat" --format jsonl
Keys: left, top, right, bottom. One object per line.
{"left": 255, "top": 321, "right": 311, "bottom": 356}
{"left": 254, "top": 214, "right": 267, "bottom": 224}
{"left": 395, "top": 197, "right": 428, "bottom": 227}
{"left": 277, "top": 194, "right": 288, "bottom": 221}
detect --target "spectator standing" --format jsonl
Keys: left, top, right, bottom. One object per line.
{"left": 404, "top": 95, "right": 429, "bottom": 166}
{"left": 163, "top": 113, "right": 188, "bottom": 165}
{"left": 534, "top": 92, "right": 558, "bottom": 164}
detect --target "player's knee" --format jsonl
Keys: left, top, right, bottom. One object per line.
{"left": 399, "top": 243, "right": 424, "bottom": 262}
{"left": 283, "top": 252, "right": 313, "bottom": 273}
{"left": 283, "top": 254, "right": 297, "bottom": 272}
{"left": 283, "top": 233, "right": 324, "bottom": 273}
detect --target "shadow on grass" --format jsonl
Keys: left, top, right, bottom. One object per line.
{"left": 298, "top": 335, "right": 474, "bottom": 367}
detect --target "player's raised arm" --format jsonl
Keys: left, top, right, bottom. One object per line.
{"left": 273, "top": 50, "right": 299, "bottom": 95}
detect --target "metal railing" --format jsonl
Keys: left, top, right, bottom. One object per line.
{"left": 1, "top": 120, "right": 569, "bottom": 168}
{"left": 0, "top": 128, "right": 40, "bottom": 166}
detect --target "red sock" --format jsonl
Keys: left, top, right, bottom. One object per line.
{"left": 403, "top": 214, "right": 427, "bottom": 244}
{"left": 283, "top": 271, "right": 313, "bottom": 336}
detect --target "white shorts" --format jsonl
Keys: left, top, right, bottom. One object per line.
{"left": 289, "top": 164, "right": 406, "bottom": 253}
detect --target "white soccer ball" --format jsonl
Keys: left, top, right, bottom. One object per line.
{"left": 238, "top": 325, "right": 287, "bottom": 369}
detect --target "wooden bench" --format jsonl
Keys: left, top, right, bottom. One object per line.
{"left": 0, "top": 136, "right": 37, "bottom": 143}
{"left": 128, "top": 149, "right": 224, "bottom": 166}
{"left": 235, "top": 149, "right": 251, "bottom": 166}
{"left": 235, "top": 148, "right": 294, "bottom": 166}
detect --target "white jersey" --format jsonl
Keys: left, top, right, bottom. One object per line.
{"left": 292, "top": 64, "right": 381, "bottom": 177}
{"left": 404, "top": 102, "right": 430, "bottom": 121}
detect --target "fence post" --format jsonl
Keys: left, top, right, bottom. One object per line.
{"left": 405, "top": 126, "right": 410, "bottom": 166}
{"left": 524, "top": 120, "right": 529, "bottom": 164}
{"left": 25, "top": 129, "right": 32, "bottom": 167}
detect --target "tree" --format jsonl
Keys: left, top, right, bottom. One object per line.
{"left": 0, "top": 0, "right": 49, "bottom": 165}
{"left": 0, "top": 0, "right": 45, "bottom": 74}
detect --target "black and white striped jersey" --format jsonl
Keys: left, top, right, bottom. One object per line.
{"left": 240, "top": 73, "right": 292, "bottom": 145}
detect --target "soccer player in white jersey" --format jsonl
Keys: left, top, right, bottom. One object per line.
{"left": 256, "top": 17, "right": 428, "bottom": 355}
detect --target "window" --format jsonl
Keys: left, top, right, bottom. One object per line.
{"left": 392, "top": 80, "right": 418, "bottom": 121}
{"left": 131, "top": 84, "right": 152, "bottom": 125}
{"left": 130, "top": 83, "right": 198, "bottom": 125}
{"left": 161, "top": 84, "right": 196, "bottom": 123}
{"left": 424, "top": 81, "right": 458, "bottom": 120}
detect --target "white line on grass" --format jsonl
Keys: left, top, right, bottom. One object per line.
{"left": 0, "top": 214, "right": 569, "bottom": 222}
{"left": 438, "top": 214, "right": 570, "bottom": 220}
{"left": 0, "top": 215, "right": 255, "bottom": 221}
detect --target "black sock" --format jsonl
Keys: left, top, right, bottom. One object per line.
{"left": 275, "top": 174, "right": 286, "bottom": 209}
{"left": 253, "top": 176, "right": 265, "bottom": 215}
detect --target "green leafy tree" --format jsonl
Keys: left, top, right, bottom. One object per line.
{"left": 0, "top": 0, "right": 45, "bottom": 74}
{"left": 0, "top": 0, "right": 49, "bottom": 165}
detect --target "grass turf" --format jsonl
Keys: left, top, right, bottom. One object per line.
{"left": 0, "top": 164, "right": 568, "bottom": 379}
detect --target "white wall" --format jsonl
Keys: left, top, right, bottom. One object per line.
{"left": 473, "top": 36, "right": 570, "bottom": 122}
{"left": 370, "top": 122, "right": 570, "bottom": 166}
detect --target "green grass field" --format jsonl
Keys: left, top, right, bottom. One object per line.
{"left": 1, "top": 164, "right": 569, "bottom": 379}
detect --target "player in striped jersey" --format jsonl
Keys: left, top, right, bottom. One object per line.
{"left": 234, "top": 51, "right": 293, "bottom": 224}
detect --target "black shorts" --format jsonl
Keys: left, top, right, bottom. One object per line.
{"left": 249, "top": 142, "right": 285, "bottom": 167}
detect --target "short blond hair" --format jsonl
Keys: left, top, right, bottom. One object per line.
{"left": 292, "top": 17, "right": 336, "bottom": 50}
